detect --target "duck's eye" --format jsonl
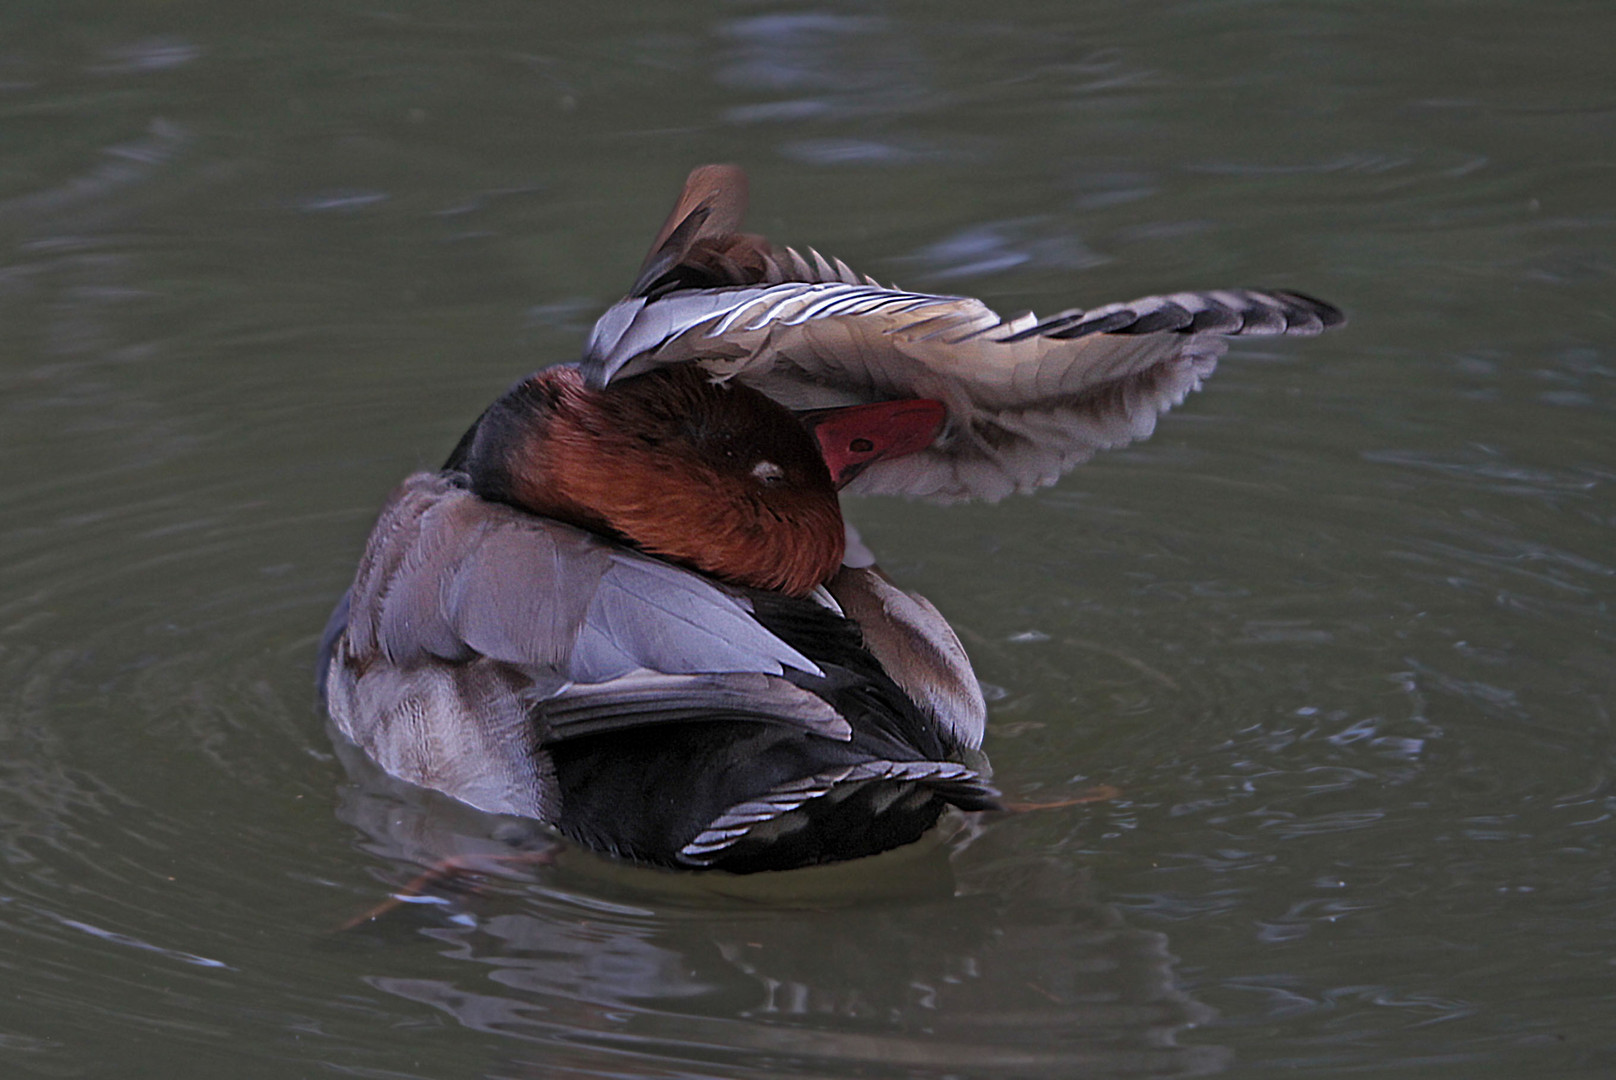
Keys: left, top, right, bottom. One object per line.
{"left": 751, "top": 460, "right": 785, "bottom": 486}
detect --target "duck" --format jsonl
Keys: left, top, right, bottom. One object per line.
{"left": 319, "top": 165, "right": 1343, "bottom": 874}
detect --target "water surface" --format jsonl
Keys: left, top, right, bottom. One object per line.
{"left": 2, "top": 2, "right": 1614, "bottom": 1077}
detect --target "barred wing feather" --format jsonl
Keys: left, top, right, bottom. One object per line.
{"left": 582, "top": 282, "right": 1341, "bottom": 502}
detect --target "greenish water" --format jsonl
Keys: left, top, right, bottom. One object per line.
{"left": 2, "top": 2, "right": 1613, "bottom": 1076}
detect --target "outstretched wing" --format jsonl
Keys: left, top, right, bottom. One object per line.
{"left": 581, "top": 165, "right": 1344, "bottom": 503}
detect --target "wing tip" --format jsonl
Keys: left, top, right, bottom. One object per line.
{"left": 1269, "top": 289, "right": 1347, "bottom": 334}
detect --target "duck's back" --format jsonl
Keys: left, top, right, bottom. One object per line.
{"left": 321, "top": 471, "right": 997, "bottom": 872}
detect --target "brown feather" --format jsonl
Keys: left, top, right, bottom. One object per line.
{"left": 500, "top": 366, "right": 845, "bottom": 598}
{"left": 632, "top": 165, "right": 751, "bottom": 296}
{"left": 628, "top": 164, "right": 889, "bottom": 298}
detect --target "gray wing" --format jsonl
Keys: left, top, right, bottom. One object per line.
{"left": 582, "top": 281, "right": 1341, "bottom": 503}
{"left": 323, "top": 473, "right": 849, "bottom": 818}
{"left": 340, "top": 472, "right": 823, "bottom": 687}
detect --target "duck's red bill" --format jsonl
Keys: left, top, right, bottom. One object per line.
{"left": 802, "top": 398, "right": 946, "bottom": 489}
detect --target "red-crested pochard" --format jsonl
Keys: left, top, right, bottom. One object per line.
{"left": 319, "top": 166, "right": 1343, "bottom": 873}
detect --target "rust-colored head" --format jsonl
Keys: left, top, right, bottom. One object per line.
{"left": 457, "top": 365, "right": 845, "bottom": 598}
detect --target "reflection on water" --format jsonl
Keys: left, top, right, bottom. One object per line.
{"left": 336, "top": 739, "right": 1227, "bottom": 1078}
{"left": 0, "top": 118, "right": 191, "bottom": 229}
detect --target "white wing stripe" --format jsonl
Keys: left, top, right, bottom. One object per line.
{"left": 676, "top": 760, "right": 987, "bottom": 862}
